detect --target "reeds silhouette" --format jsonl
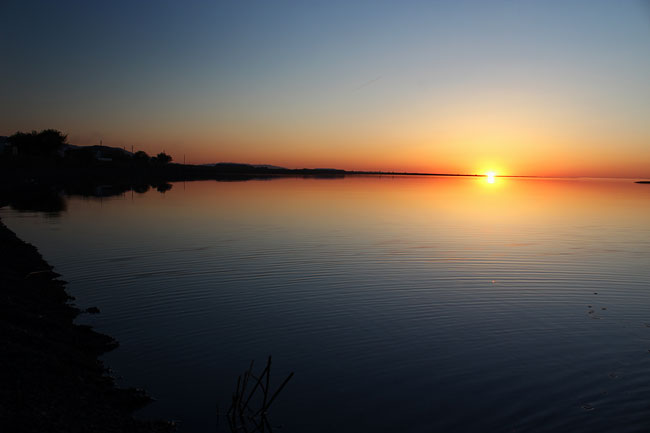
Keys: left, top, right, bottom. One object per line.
{"left": 220, "top": 356, "right": 294, "bottom": 433}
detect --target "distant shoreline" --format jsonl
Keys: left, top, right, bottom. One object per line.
{"left": 2, "top": 148, "right": 648, "bottom": 192}
{"left": 2, "top": 132, "right": 649, "bottom": 182}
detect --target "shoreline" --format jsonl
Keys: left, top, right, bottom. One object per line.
{"left": 0, "top": 218, "right": 173, "bottom": 432}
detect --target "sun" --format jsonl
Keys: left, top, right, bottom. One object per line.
{"left": 485, "top": 171, "right": 496, "bottom": 183}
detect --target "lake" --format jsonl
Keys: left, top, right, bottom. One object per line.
{"left": 2, "top": 176, "right": 650, "bottom": 432}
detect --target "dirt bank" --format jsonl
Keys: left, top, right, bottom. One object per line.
{"left": 0, "top": 219, "right": 174, "bottom": 432}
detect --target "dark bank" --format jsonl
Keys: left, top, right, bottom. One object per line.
{"left": 0, "top": 218, "right": 174, "bottom": 432}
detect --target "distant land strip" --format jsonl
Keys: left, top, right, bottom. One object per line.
{"left": 1, "top": 137, "right": 645, "bottom": 182}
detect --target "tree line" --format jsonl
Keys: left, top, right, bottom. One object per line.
{"left": 2, "top": 129, "right": 172, "bottom": 165}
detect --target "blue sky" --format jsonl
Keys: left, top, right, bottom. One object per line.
{"left": 2, "top": 0, "right": 649, "bottom": 175}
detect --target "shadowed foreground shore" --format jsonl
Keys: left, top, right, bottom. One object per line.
{"left": 0, "top": 219, "right": 174, "bottom": 433}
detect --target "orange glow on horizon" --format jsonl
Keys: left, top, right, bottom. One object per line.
{"left": 61, "top": 127, "right": 649, "bottom": 179}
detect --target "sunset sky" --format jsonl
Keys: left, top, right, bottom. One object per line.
{"left": 2, "top": 0, "right": 649, "bottom": 177}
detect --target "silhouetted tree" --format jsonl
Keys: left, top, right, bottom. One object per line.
{"left": 8, "top": 129, "right": 67, "bottom": 157}
{"left": 153, "top": 152, "right": 172, "bottom": 164}
{"left": 133, "top": 150, "right": 150, "bottom": 166}
{"left": 39, "top": 129, "right": 68, "bottom": 152}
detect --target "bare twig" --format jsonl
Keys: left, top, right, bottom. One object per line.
{"left": 222, "top": 357, "right": 294, "bottom": 433}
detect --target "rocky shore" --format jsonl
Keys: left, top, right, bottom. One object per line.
{"left": 0, "top": 219, "right": 174, "bottom": 432}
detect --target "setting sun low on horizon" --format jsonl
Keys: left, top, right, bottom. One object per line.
{"left": 2, "top": 0, "right": 650, "bottom": 178}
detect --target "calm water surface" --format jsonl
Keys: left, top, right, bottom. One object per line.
{"left": 3, "top": 176, "right": 650, "bottom": 432}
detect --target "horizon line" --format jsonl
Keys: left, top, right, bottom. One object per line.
{"left": 183, "top": 162, "right": 650, "bottom": 181}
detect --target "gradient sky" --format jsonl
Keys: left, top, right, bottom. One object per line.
{"left": 2, "top": 0, "right": 649, "bottom": 176}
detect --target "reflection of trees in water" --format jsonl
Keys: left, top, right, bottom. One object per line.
{"left": 0, "top": 173, "right": 345, "bottom": 217}
{"left": 155, "top": 183, "right": 172, "bottom": 193}
{"left": 0, "top": 181, "right": 174, "bottom": 216}
{"left": 133, "top": 184, "right": 150, "bottom": 194}
{"left": 2, "top": 185, "right": 67, "bottom": 216}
